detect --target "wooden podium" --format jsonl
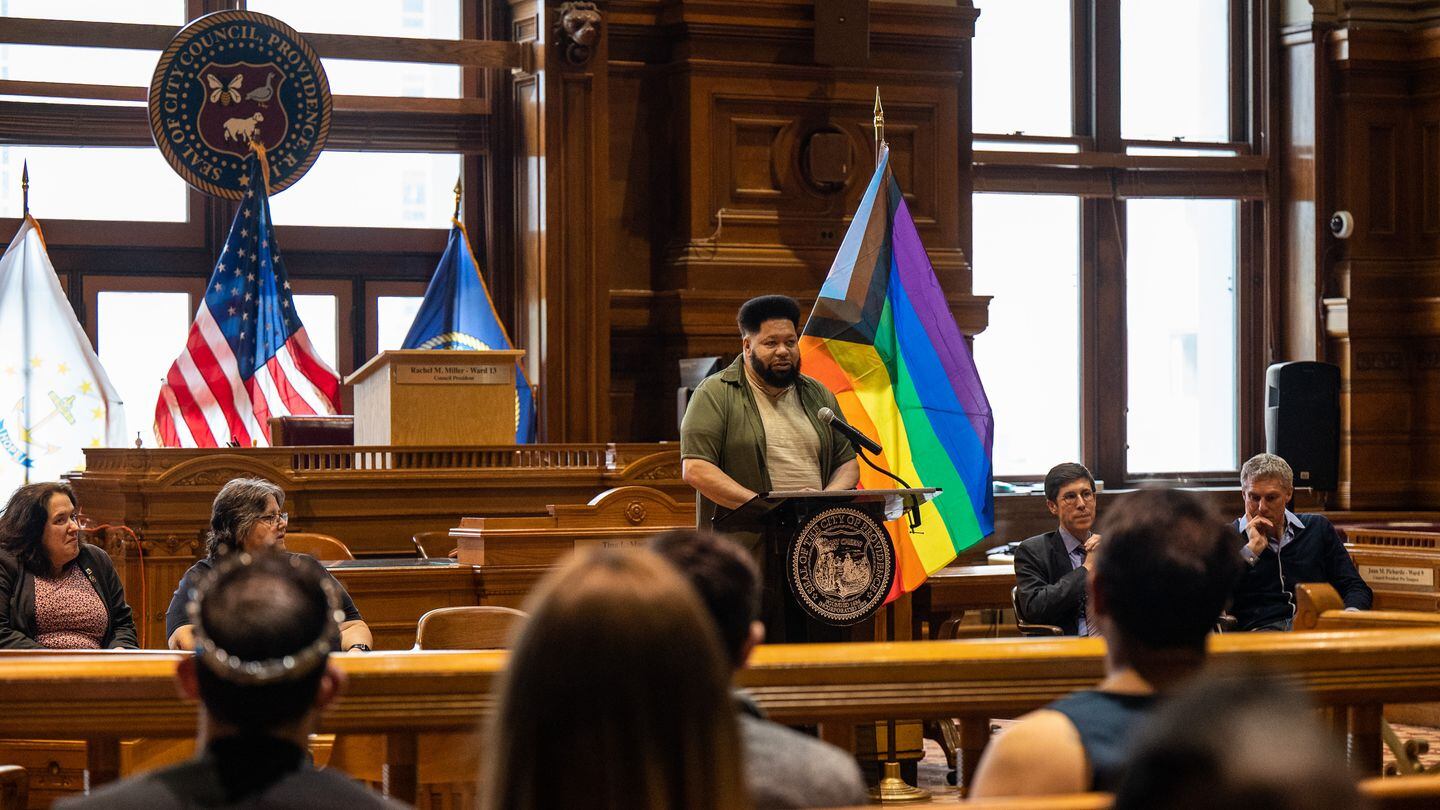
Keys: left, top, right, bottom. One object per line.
{"left": 345, "top": 349, "right": 526, "bottom": 445}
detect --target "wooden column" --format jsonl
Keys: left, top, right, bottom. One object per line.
{"left": 1315, "top": 18, "right": 1440, "bottom": 508}
{"left": 510, "top": 0, "right": 612, "bottom": 442}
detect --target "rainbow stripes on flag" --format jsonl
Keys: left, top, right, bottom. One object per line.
{"left": 800, "top": 145, "right": 994, "bottom": 597}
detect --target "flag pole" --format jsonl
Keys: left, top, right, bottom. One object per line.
{"left": 19, "top": 163, "right": 31, "bottom": 483}
{"left": 452, "top": 177, "right": 463, "bottom": 223}
{"left": 873, "top": 87, "right": 886, "bottom": 163}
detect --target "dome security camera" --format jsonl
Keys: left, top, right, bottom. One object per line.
{"left": 1330, "top": 211, "right": 1355, "bottom": 239}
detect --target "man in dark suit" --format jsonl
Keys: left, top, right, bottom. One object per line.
{"left": 1014, "top": 462, "right": 1101, "bottom": 636}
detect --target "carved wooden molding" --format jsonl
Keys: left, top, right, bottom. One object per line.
{"left": 556, "top": 2, "right": 602, "bottom": 66}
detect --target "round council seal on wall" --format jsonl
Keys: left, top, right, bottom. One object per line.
{"left": 148, "top": 10, "right": 331, "bottom": 199}
{"left": 788, "top": 506, "right": 896, "bottom": 626}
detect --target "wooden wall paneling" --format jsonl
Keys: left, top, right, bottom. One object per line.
{"left": 508, "top": 0, "right": 611, "bottom": 443}
{"left": 605, "top": 1, "right": 981, "bottom": 442}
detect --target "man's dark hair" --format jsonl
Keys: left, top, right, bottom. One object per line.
{"left": 648, "top": 529, "right": 759, "bottom": 668}
{"left": 1093, "top": 489, "right": 1242, "bottom": 652}
{"left": 1115, "top": 669, "right": 1360, "bottom": 810}
{"left": 193, "top": 554, "right": 332, "bottom": 731}
{"left": 1043, "top": 462, "right": 1095, "bottom": 502}
{"left": 737, "top": 295, "right": 802, "bottom": 336}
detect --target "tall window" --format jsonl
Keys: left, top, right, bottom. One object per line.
{"left": 971, "top": 0, "right": 1263, "bottom": 483}
{"left": 2, "top": 0, "right": 501, "bottom": 447}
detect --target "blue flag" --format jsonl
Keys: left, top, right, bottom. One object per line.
{"left": 402, "top": 221, "right": 536, "bottom": 443}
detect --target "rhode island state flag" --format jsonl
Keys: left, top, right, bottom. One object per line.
{"left": 0, "top": 216, "right": 125, "bottom": 492}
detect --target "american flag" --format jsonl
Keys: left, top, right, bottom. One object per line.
{"left": 154, "top": 155, "right": 339, "bottom": 447}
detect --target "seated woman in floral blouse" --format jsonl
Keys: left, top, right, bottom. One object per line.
{"left": 0, "top": 481, "right": 137, "bottom": 649}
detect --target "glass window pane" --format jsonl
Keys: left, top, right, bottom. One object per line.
{"left": 267, "top": 152, "right": 459, "bottom": 228}
{"left": 292, "top": 294, "right": 338, "bottom": 371}
{"left": 377, "top": 296, "right": 423, "bottom": 352}
{"left": 245, "top": 0, "right": 459, "bottom": 37}
{"left": 1126, "top": 199, "right": 1237, "bottom": 473}
{"left": 2, "top": 0, "right": 183, "bottom": 24}
{"left": 1122, "top": 0, "right": 1230, "bottom": 142}
{"left": 247, "top": 0, "right": 461, "bottom": 98}
{"left": 972, "top": 193, "right": 1081, "bottom": 476}
{"left": 972, "top": 0, "right": 1071, "bottom": 137}
{"left": 0, "top": 147, "right": 187, "bottom": 221}
{"left": 0, "top": 45, "right": 159, "bottom": 91}
{"left": 97, "top": 291, "right": 192, "bottom": 445}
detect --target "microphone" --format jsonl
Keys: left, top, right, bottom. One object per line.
{"left": 818, "top": 406, "right": 882, "bottom": 455}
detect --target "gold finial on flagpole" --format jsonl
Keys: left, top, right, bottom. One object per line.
{"left": 247, "top": 137, "right": 271, "bottom": 194}
{"left": 873, "top": 87, "right": 886, "bottom": 163}
{"left": 453, "top": 177, "right": 463, "bottom": 222}
{"left": 21, "top": 160, "right": 29, "bottom": 217}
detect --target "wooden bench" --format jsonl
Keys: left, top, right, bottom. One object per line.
{"left": 6, "top": 628, "right": 1440, "bottom": 802}
{"left": 822, "top": 773, "right": 1440, "bottom": 809}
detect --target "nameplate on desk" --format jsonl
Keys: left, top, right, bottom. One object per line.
{"left": 574, "top": 536, "right": 648, "bottom": 552}
{"left": 396, "top": 364, "right": 513, "bottom": 385}
{"left": 1358, "top": 564, "right": 1435, "bottom": 588}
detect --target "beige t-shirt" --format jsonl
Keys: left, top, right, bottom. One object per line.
{"left": 747, "top": 375, "right": 823, "bottom": 492}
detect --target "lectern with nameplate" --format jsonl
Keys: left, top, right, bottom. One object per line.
{"left": 345, "top": 349, "right": 525, "bottom": 445}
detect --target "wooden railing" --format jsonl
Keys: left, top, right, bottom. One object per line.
{"left": 7, "top": 629, "right": 1440, "bottom": 802}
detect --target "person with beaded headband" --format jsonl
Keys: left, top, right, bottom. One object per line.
{"left": 164, "top": 478, "right": 372, "bottom": 653}
{"left": 58, "top": 552, "right": 402, "bottom": 808}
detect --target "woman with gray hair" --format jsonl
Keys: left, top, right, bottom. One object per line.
{"left": 165, "top": 478, "right": 372, "bottom": 652}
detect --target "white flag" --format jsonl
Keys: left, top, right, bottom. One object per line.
{"left": 0, "top": 217, "right": 125, "bottom": 493}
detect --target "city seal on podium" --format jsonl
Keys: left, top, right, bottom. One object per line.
{"left": 148, "top": 10, "right": 331, "bottom": 198}
{"left": 788, "top": 506, "right": 896, "bottom": 626}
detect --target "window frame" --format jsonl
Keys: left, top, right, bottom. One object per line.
{"left": 0, "top": 0, "right": 513, "bottom": 423}
{"left": 971, "top": 0, "right": 1270, "bottom": 486}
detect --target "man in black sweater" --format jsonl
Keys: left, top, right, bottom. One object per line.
{"left": 1231, "top": 452, "right": 1372, "bottom": 631}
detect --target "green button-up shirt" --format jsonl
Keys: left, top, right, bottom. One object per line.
{"left": 679, "top": 355, "right": 856, "bottom": 549}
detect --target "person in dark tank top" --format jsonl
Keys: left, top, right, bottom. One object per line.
{"left": 969, "top": 488, "right": 1244, "bottom": 797}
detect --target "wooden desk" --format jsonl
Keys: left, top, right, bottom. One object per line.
{"left": 327, "top": 560, "right": 481, "bottom": 651}
{"left": 6, "top": 629, "right": 1440, "bottom": 802}
{"left": 915, "top": 564, "right": 1016, "bottom": 639}
{"left": 69, "top": 447, "right": 689, "bottom": 647}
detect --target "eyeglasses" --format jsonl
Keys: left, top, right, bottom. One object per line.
{"left": 1058, "top": 490, "right": 1096, "bottom": 504}
{"left": 257, "top": 512, "right": 289, "bottom": 526}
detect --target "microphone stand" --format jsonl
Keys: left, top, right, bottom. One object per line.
{"left": 851, "top": 443, "right": 923, "bottom": 531}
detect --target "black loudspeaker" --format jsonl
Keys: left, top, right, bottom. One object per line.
{"left": 1264, "top": 361, "right": 1341, "bottom": 491}
{"left": 814, "top": 0, "right": 869, "bottom": 67}
{"left": 677, "top": 357, "right": 725, "bottom": 434}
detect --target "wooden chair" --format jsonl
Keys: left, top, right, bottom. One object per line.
{"left": 1012, "top": 586, "right": 1064, "bottom": 636}
{"left": 0, "top": 765, "right": 27, "bottom": 810}
{"left": 410, "top": 530, "right": 452, "bottom": 559}
{"left": 414, "top": 605, "right": 528, "bottom": 651}
{"left": 285, "top": 532, "right": 355, "bottom": 561}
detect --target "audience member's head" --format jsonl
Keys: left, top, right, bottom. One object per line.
{"left": 179, "top": 552, "right": 345, "bottom": 738}
{"left": 1043, "top": 462, "right": 1098, "bottom": 537}
{"left": 206, "top": 478, "right": 288, "bottom": 559}
{"left": 1115, "top": 669, "right": 1365, "bottom": 810}
{"left": 648, "top": 528, "right": 762, "bottom": 669}
{"left": 1092, "top": 488, "right": 1243, "bottom": 654}
{"left": 482, "top": 547, "right": 749, "bottom": 810}
{"left": 1240, "top": 452, "right": 1295, "bottom": 532}
{"left": 0, "top": 481, "right": 79, "bottom": 576}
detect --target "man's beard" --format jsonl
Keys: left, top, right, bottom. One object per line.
{"left": 750, "top": 351, "right": 800, "bottom": 388}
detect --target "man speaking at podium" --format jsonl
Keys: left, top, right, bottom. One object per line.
{"left": 681, "top": 295, "right": 860, "bottom": 636}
